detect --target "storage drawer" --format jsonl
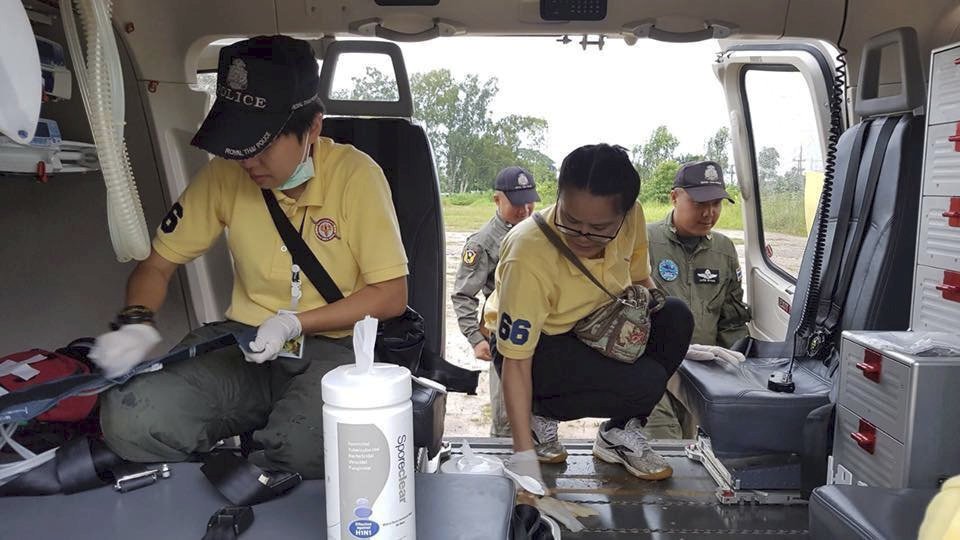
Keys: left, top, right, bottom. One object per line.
{"left": 922, "top": 122, "right": 960, "bottom": 196}
{"left": 833, "top": 405, "right": 906, "bottom": 488}
{"left": 917, "top": 196, "right": 960, "bottom": 269}
{"left": 912, "top": 264, "right": 960, "bottom": 332}
{"left": 838, "top": 341, "right": 911, "bottom": 442}
{"left": 929, "top": 45, "right": 960, "bottom": 125}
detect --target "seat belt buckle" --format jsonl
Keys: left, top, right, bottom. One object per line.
{"left": 206, "top": 505, "right": 254, "bottom": 536}
{"left": 806, "top": 329, "right": 829, "bottom": 357}
{"left": 113, "top": 463, "right": 171, "bottom": 493}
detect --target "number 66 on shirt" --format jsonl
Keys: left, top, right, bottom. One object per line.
{"left": 499, "top": 313, "right": 531, "bottom": 346}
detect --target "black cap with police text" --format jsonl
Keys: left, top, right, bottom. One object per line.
{"left": 674, "top": 160, "right": 734, "bottom": 203}
{"left": 494, "top": 166, "right": 540, "bottom": 205}
{"left": 191, "top": 35, "right": 324, "bottom": 160}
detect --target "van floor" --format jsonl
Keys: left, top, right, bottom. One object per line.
{"left": 461, "top": 438, "right": 811, "bottom": 539}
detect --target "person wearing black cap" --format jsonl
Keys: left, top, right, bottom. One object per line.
{"left": 90, "top": 35, "right": 409, "bottom": 479}
{"left": 643, "top": 160, "right": 752, "bottom": 439}
{"left": 451, "top": 166, "right": 540, "bottom": 438}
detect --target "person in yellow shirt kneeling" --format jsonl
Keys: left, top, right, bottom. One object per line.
{"left": 485, "top": 144, "right": 693, "bottom": 488}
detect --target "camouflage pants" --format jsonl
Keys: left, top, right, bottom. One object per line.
{"left": 100, "top": 321, "right": 353, "bottom": 479}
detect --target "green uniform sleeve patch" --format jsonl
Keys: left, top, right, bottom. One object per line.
{"left": 463, "top": 248, "right": 478, "bottom": 266}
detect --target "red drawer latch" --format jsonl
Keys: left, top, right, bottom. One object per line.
{"left": 942, "top": 197, "right": 960, "bottom": 227}
{"left": 851, "top": 419, "right": 877, "bottom": 455}
{"left": 936, "top": 270, "right": 960, "bottom": 304}
{"left": 856, "top": 349, "right": 882, "bottom": 383}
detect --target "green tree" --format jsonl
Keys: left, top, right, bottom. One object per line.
{"left": 675, "top": 153, "right": 706, "bottom": 165}
{"left": 631, "top": 126, "right": 680, "bottom": 182}
{"left": 705, "top": 126, "right": 731, "bottom": 173}
{"left": 642, "top": 160, "right": 680, "bottom": 203}
{"left": 408, "top": 69, "right": 552, "bottom": 193}
{"left": 757, "top": 146, "right": 781, "bottom": 184}
{"left": 330, "top": 66, "right": 399, "bottom": 101}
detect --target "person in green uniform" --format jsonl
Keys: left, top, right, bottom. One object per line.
{"left": 643, "top": 160, "right": 751, "bottom": 439}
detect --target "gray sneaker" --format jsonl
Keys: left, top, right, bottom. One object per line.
{"left": 531, "top": 414, "right": 568, "bottom": 464}
{"left": 593, "top": 418, "right": 673, "bottom": 480}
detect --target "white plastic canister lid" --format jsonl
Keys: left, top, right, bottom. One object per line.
{"left": 321, "top": 362, "right": 412, "bottom": 409}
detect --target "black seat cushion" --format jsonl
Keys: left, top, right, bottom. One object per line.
{"left": 674, "top": 357, "right": 831, "bottom": 456}
{"left": 675, "top": 114, "right": 924, "bottom": 455}
{"left": 321, "top": 118, "right": 445, "bottom": 354}
{"left": 809, "top": 484, "right": 935, "bottom": 540}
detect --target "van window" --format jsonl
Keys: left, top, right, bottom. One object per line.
{"left": 743, "top": 67, "right": 822, "bottom": 279}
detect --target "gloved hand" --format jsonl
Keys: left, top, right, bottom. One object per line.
{"left": 685, "top": 344, "right": 746, "bottom": 365}
{"left": 244, "top": 312, "right": 302, "bottom": 364}
{"left": 89, "top": 323, "right": 162, "bottom": 379}
{"left": 505, "top": 449, "right": 546, "bottom": 494}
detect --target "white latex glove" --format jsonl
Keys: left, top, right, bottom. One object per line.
{"left": 89, "top": 324, "right": 162, "bottom": 379}
{"left": 505, "top": 449, "right": 546, "bottom": 493}
{"left": 244, "top": 312, "right": 302, "bottom": 364}
{"left": 535, "top": 496, "right": 599, "bottom": 533}
{"left": 685, "top": 344, "right": 746, "bottom": 365}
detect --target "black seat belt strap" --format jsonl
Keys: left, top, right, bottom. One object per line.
{"left": 200, "top": 451, "right": 302, "bottom": 506}
{"left": 813, "top": 121, "right": 872, "bottom": 322}
{"left": 820, "top": 116, "right": 900, "bottom": 335}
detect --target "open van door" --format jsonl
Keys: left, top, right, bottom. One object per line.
{"left": 715, "top": 42, "right": 839, "bottom": 341}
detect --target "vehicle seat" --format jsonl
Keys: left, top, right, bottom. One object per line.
{"left": 671, "top": 27, "right": 925, "bottom": 457}
{"left": 809, "top": 484, "right": 936, "bottom": 540}
{"left": 318, "top": 40, "right": 449, "bottom": 460}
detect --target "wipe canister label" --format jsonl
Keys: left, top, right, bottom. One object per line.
{"left": 338, "top": 423, "right": 414, "bottom": 539}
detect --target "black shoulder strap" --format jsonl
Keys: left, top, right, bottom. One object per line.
{"left": 818, "top": 116, "right": 900, "bottom": 334}
{"left": 813, "top": 120, "right": 872, "bottom": 324}
{"left": 261, "top": 189, "right": 344, "bottom": 304}
{"left": 532, "top": 213, "right": 618, "bottom": 304}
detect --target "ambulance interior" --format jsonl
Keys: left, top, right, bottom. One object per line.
{"left": 1, "top": 0, "right": 960, "bottom": 538}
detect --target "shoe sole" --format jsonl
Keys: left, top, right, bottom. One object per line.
{"left": 537, "top": 449, "right": 568, "bottom": 464}
{"left": 592, "top": 444, "right": 673, "bottom": 481}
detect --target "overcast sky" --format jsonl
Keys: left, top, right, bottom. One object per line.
{"left": 329, "top": 36, "right": 824, "bottom": 173}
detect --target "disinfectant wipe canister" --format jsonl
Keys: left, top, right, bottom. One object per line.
{"left": 323, "top": 316, "right": 416, "bottom": 540}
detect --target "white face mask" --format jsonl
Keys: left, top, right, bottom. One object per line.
{"left": 278, "top": 140, "right": 314, "bottom": 190}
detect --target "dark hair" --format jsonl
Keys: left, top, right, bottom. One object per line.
{"left": 280, "top": 100, "right": 325, "bottom": 142}
{"left": 557, "top": 144, "right": 640, "bottom": 213}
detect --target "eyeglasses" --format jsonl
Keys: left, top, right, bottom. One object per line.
{"left": 553, "top": 206, "right": 625, "bottom": 244}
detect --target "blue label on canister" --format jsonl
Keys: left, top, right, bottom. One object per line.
{"left": 348, "top": 519, "right": 380, "bottom": 537}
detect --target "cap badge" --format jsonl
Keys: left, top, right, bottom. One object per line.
{"left": 704, "top": 165, "right": 720, "bottom": 184}
{"left": 517, "top": 173, "right": 530, "bottom": 187}
{"left": 227, "top": 58, "right": 248, "bottom": 91}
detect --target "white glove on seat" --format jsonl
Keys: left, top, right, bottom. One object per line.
{"left": 685, "top": 344, "right": 746, "bottom": 365}
{"left": 243, "top": 312, "right": 302, "bottom": 364}
{"left": 89, "top": 323, "right": 162, "bottom": 379}
{"left": 505, "top": 449, "right": 546, "bottom": 494}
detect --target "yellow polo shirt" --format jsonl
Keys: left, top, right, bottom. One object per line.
{"left": 483, "top": 203, "right": 650, "bottom": 358}
{"left": 153, "top": 136, "right": 408, "bottom": 338}
{"left": 919, "top": 475, "right": 960, "bottom": 540}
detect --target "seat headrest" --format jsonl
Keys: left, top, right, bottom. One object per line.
{"left": 318, "top": 40, "right": 414, "bottom": 118}
{"left": 856, "top": 27, "right": 925, "bottom": 117}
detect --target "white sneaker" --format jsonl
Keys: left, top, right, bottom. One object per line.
{"left": 531, "top": 414, "right": 567, "bottom": 464}
{"left": 593, "top": 418, "right": 673, "bottom": 480}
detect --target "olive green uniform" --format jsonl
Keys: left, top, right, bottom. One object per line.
{"left": 643, "top": 210, "right": 751, "bottom": 438}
